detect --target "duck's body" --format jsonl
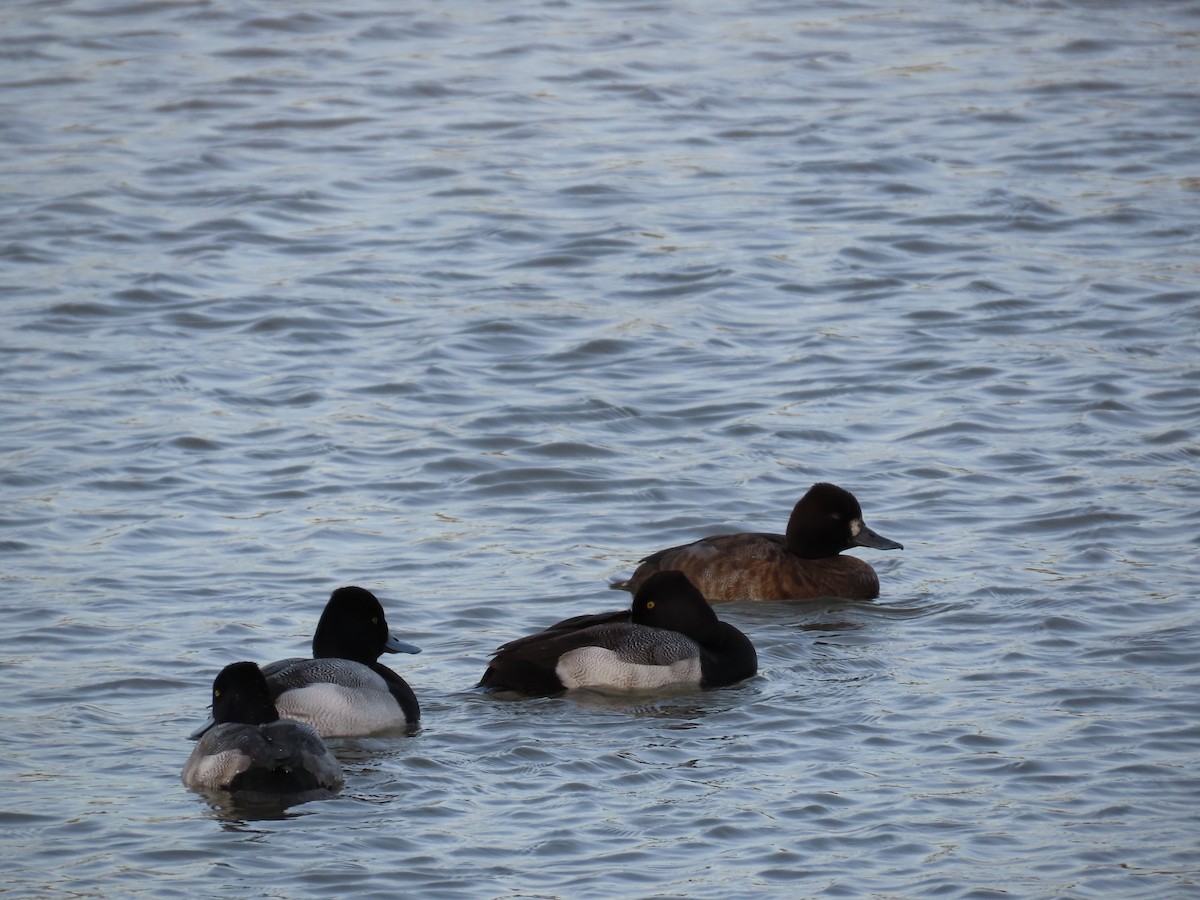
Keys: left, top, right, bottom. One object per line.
{"left": 631, "top": 532, "right": 885, "bottom": 601}
{"left": 479, "top": 571, "right": 757, "bottom": 697}
{"left": 262, "top": 654, "right": 418, "bottom": 737}
{"left": 183, "top": 662, "right": 343, "bottom": 805}
{"left": 627, "top": 483, "right": 902, "bottom": 602}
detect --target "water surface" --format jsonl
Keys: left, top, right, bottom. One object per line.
{"left": 2, "top": 0, "right": 1199, "bottom": 897}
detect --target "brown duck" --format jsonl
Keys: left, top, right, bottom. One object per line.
{"left": 625, "top": 483, "right": 902, "bottom": 602}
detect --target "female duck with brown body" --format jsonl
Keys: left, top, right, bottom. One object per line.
{"left": 183, "top": 661, "right": 344, "bottom": 806}
{"left": 478, "top": 571, "right": 757, "bottom": 697}
{"left": 626, "top": 483, "right": 903, "bottom": 602}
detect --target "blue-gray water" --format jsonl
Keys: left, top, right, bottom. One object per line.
{"left": 2, "top": 0, "right": 1198, "bottom": 896}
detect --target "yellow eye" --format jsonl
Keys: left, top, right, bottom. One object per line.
{"left": 372, "top": 617, "right": 379, "bottom": 625}
{"left": 214, "top": 689, "right": 221, "bottom": 698}
{"left": 645, "top": 600, "right": 656, "bottom": 609}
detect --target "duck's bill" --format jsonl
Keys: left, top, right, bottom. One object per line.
{"left": 188, "top": 716, "right": 215, "bottom": 740}
{"left": 853, "top": 522, "right": 903, "bottom": 551}
{"left": 385, "top": 634, "right": 422, "bottom": 654}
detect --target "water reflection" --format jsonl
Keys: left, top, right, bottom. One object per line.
{"left": 190, "top": 791, "right": 327, "bottom": 825}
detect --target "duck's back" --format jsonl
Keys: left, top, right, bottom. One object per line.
{"left": 263, "top": 656, "right": 388, "bottom": 693}
{"left": 629, "top": 532, "right": 881, "bottom": 601}
{"left": 183, "top": 720, "right": 343, "bottom": 801}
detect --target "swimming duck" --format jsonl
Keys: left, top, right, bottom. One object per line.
{"left": 262, "top": 586, "right": 421, "bottom": 736}
{"left": 182, "top": 661, "right": 343, "bottom": 804}
{"left": 478, "top": 570, "right": 757, "bottom": 696}
{"left": 189, "top": 586, "right": 421, "bottom": 740}
{"left": 625, "top": 483, "right": 902, "bottom": 601}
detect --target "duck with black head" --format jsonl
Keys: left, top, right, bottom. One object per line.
{"left": 261, "top": 585, "right": 422, "bottom": 736}
{"left": 625, "top": 483, "right": 902, "bottom": 602}
{"left": 478, "top": 571, "right": 757, "bottom": 696}
{"left": 183, "top": 661, "right": 343, "bottom": 806}
{"left": 189, "top": 586, "right": 422, "bottom": 741}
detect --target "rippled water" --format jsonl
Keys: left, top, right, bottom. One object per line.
{"left": 3, "top": 0, "right": 1199, "bottom": 896}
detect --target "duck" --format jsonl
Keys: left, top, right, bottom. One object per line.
{"left": 625, "top": 483, "right": 902, "bottom": 602}
{"left": 182, "top": 661, "right": 344, "bottom": 805}
{"left": 189, "top": 586, "right": 421, "bottom": 740}
{"left": 478, "top": 570, "right": 757, "bottom": 696}
{"left": 262, "top": 585, "right": 422, "bottom": 736}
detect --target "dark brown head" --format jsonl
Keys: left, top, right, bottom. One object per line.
{"left": 784, "top": 483, "right": 903, "bottom": 559}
